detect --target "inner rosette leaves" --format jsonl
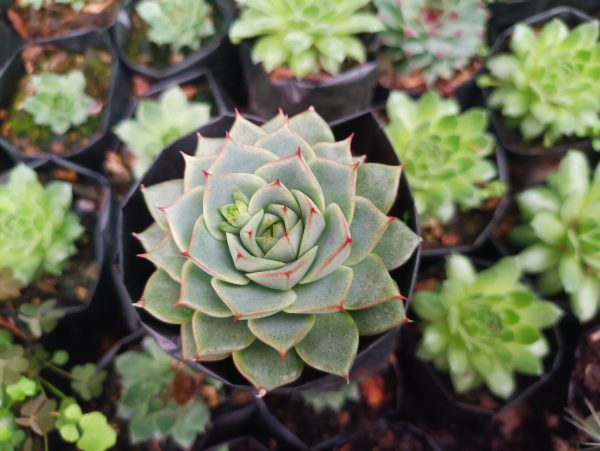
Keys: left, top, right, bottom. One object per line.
{"left": 135, "top": 109, "right": 420, "bottom": 393}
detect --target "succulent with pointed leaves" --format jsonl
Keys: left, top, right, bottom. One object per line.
{"left": 512, "top": 150, "right": 600, "bottom": 322}
{"left": 229, "top": 0, "right": 383, "bottom": 79}
{"left": 114, "top": 86, "right": 212, "bottom": 178}
{"left": 384, "top": 91, "right": 506, "bottom": 224}
{"left": 0, "top": 164, "right": 84, "bottom": 289}
{"left": 479, "top": 19, "right": 600, "bottom": 148}
{"left": 133, "top": 108, "right": 420, "bottom": 392}
{"left": 375, "top": 0, "right": 487, "bottom": 86}
{"left": 413, "top": 254, "right": 562, "bottom": 399}
{"left": 136, "top": 0, "right": 215, "bottom": 52}
{"left": 566, "top": 399, "right": 600, "bottom": 449}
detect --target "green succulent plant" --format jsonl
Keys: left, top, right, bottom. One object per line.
{"left": 300, "top": 382, "right": 359, "bottom": 413}
{"left": 23, "top": 70, "right": 95, "bottom": 135}
{"left": 19, "top": 0, "right": 92, "bottom": 11}
{"left": 479, "top": 19, "right": 600, "bottom": 148}
{"left": 375, "top": 0, "right": 487, "bottom": 86}
{"left": 229, "top": 0, "right": 383, "bottom": 79}
{"left": 114, "top": 86, "right": 213, "bottom": 178}
{"left": 412, "top": 254, "right": 562, "bottom": 399}
{"left": 512, "top": 150, "right": 600, "bottom": 322}
{"left": 0, "top": 164, "right": 84, "bottom": 289}
{"left": 136, "top": 0, "right": 215, "bottom": 52}
{"left": 116, "top": 337, "right": 222, "bottom": 448}
{"left": 384, "top": 91, "right": 506, "bottom": 224}
{"left": 134, "top": 108, "right": 420, "bottom": 392}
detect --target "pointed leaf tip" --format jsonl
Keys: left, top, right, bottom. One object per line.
{"left": 296, "top": 147, "right": 302, "bottom": 157}
{"left": 308, "top": 106, "right": 315, "bottom": 112}
{"left": 180, "top": 251, "right": 189, "bottom": 257}
{"left": 257, "top": 388, "right": 267, "bottom": 397}
{"left": 133, "top": 299, "right": 145, "bottom": 308}
{"left": 402, "top": 316, "right": 413, "bottom": 324}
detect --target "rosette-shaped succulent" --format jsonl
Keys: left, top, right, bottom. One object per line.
{"left": 413, "top": 254, "right": 562, "bottom": 399}
{"left": 23, "top": 70, "right": 95, "bottom": 135}
{"left": 384, "top": 91, "right": 506, "bottom": 223}
{"left": 376, "top": 0, "right": 487, "bottom": 85}
{"left": 136, "top": 0, "right": 215, "bottom": 52}
{"left": 20, "top": 0, "right": 91, "bottom": 11}
{"left": 479, "top": 19, "right": 600, "bottom": 147}
{"left": 0, "top": 164, "right": 84, "bottom": 288}
{"left": 512, "top": 150, "right": 600, "bottom": 322}
{"left": 134, "top": 109, "right": 419, "bottom": 392}
{"left": 229, "top": 0, "right": 383, "bottom": 79}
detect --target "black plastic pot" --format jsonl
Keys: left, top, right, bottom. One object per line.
{"left": 484, "top": 7, "right": 596, "bottom": 159}
{"left": 117, "top": 111, "right": 421, "bottom": 393}
{"left": 240, "top": 43, "right": 379, "bottom": 122}
{"left": 0, "top": 18, "right": 20, "bottom": 71}
{"left": 567, "top": 323, "right": 600, "bottom": 418}
{"left": 111, "top": 0, "right": 243, "bottom": 101}
{"left": 402, "top": 257, "right": 565, "bottom": 422}
{"left": 487, "top": 0, "right": 549, "bottom": 39}
{"left": 0, "top": 28, "right": 130, "bottom": 170}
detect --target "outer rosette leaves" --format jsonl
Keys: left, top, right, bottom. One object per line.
{"left": 513, "top": 150, "right": 600, "bottom": 322}
{"left": 134, "top": 108, "right": 419, "bottom": 392}
{"left": 413, "top": 254, "right": 562, "bottom": 399}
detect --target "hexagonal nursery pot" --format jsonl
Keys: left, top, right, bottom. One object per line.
{"left": 402, "top": 257, "right": 564, "bottom": 421}
{"left": 239, "top": 43, "right": 379, "bottom": 122}
{"left": 484, "top": 7, "right": 596, "bottom": 159}
{"left": 0, "top": 28, "right": 128, "bottom": 170}
{"left": 0, "top": 157, "right": 111, "bottom": 322}
{"left": 118, "top": 111, "right": 421, "bottom": 393}
{"left": 487, "top": 0, "right": 548, "bottom": 39}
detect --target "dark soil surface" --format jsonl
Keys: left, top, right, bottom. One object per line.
{"left": 0, "top": 45, "right": 112, "bottom": 156}
{"left": 337, "top": 421, "right": 437, "bottom": 451}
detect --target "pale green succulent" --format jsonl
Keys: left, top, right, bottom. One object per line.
{"left": 413, "top": 254, "right": 562, "bottom": 399}
{"left": 479, "top": 19, "right": 600, "bottom": 148}
{"left": 23, "top": 70, "right": 95, "bottom": 135}
{"left": 229, "top": 0, "right": 383, "bottom": 79}
{"left": 301, "top": 382, "right": 359, "bottom": 413}
{"left": 566, "top": 399, "right": 600, "bottom": 450}
{"left": 134, "top": 108, "right": 420, "bottom": 392}
{"left": 136, "top": 0, "right": 215, "bottom": 52}
{"left": 384, "top": 91, "right": 506, "bottom": 224}
{"left": 19, "top": 0, "right": 92, "bottom": 10}
{"left": 376, "top": 0, "right": 487, "bottom": 85}
{"left": 0, "top": 164, "right": 84, "bottom": 288}
{"left": 114, "top": 86, "right": 212, "bottom": 178}
{"left": 512, "top": 150, "right": 600, "bottom": 322}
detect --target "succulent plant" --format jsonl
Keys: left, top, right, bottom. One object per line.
{"left": 375, "top": 0, "right": 487, "bottom": 86}
{"left": 133, "top": 108, "right": 420, "bottom": 392}
{"left": 0, "top": 164, "right": 84, "bottom": 289}
{"left": 384, "top": 91, "right": 506, "bottom": 224}
{"left": 512, "top": 150, "right": 600, "bottom": 322}
{"left": 116, "top": 337, "right": 222, "bottom": 448}
{"left": 19, "top": 0, "right": 92, "bottom": 10}
{"left": 479, "top": 19, "right": 600, "bottom": 148}
{"left": 412, "top": 254, "right": 562, "bottom": 398}
{"left": 114, "top": 86, "right": 212, "bottom": 178}
{"left": 136, "top": 0, "right": 215, "bottom": 52}
{"left": 566, "top": 399, "right": 600, "bottom": 450}
{"left": 300, "top": 382, "right": 359, "bottom": 413}
{"left": 229, "top": 0, "right": 383, "bottom": 79}
{"left": 23, "top": 70, "right": 95, "bottom": 135}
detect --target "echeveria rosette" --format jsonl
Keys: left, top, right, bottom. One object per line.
{"left": 136, "top": 0, "right": 215, "bottom": 53}
{"left": 512, "top": 150, "right": 600, "bottom": 322}
{"left": 20, "top": 0, "right": 92, "bottom": 11}
{"left": 413, "top": 255, "right": 562, "bottom": 399}
{"left": 479, "top": 19, "right": 600, "bottom": 148}
{"left": 384, "top": 91, "right": 506, "bottom": 224}
{"left": 0, "top": 164, "right": 84, "bottom": 289}
{"left": 229, "top": 0, "right": 383, "bottom": 79}
{"left": 114, "top": 86, "right": 212, "bottom": 178}
{"left": 134, "top": 109, "right": 420, "bottom": 393}
{"left": 375, "top": 0, "right": 487, "bottom": 86}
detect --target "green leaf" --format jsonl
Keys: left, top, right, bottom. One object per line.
{"left": 309, "top": 158, "right": 356, "bottom": 222}
{"left": 71, "top": 364, "right": 106, "bottom": 401}
{"left": 178, "top": 261, "right": 233, "bottom": 317}
{"left": 285, "top": 266, "right": 353, "bottom": 313}
{"left": 163, "top": 187, "right": 204, "bottom": 251}
{"left": 209, "top": 140, "right": 278, "bottom": 175}
{"left": 345, "top": 254, "right": 400, "bottom": 310}
{"left": 345, "top": 196, "right": 391, "bottom": 266}
{"left": 572, "top": 275, "right": 600, "bottom": 322}
{"left": 140, "top": 270, "right": 193, "bottom": 324}
{"left": 142, "top": 180, "right": 184, "bottom": 230}
{"left": 139, "top": 233, "right": 185, "bottom": 282}
{"left": 248, "top": 313, "right": 316, "bottom": 356}
{"left": 192, "top": 312, "right": 255, "bottom": 358}
{"left": 77, "top": 412, "right": 117, "bottom": 451}
{"left": 355, "top": 163, "right": 402, "bottom": 214}
{"left": 349, "top": 299, "right": 406, "bottom": 336}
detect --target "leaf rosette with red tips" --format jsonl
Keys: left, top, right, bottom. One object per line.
{"left": 134, "top": 109, "right": 419, "bottom": 392}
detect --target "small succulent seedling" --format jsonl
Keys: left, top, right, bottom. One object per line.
{"left": 413, "top": 254, "right": 562, "bottom": 399}
{"left": 300, "top": 382, "right": 359, "bottom": 413}
{"left": 512, "top": 150, "right": 600, "bottom": 322}
{"left": 0, "top": 323, "right": 115, "bottom": 451}
{"left": 116, "top": 337, "right": 223, "bottom": 448}
{"left": 115, "top": 86, "right": 212, "bottom": 178}
{"left": 229, "top": 0, "right": 383, "bottom": 79}
{"left": 23, "top": 70, "right": 95, "bottom": 135}
{"left": 384, "top": 91, "right": 506, "bottom": 224}
{"left": 136, "top": 0, "right": 215, "bottom": 52}
{"left": 19, "top": 0, "right": 92, "bottom": 11}
{"left": 566, "top": 399, "right": 600, "bottom": 450}
{"left": 133, "top": 108, "right": 420, "bottom": 392}
{"left": 375, "top": 0, "right": 487, "bottom": 86}
{"left": 479, "top": 19, "right": 600, "bottom": 148}
{"left": 0, "top": 164, "right": 83, "bottom": 291}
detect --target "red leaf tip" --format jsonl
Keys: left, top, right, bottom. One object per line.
{"left": 202, "top": 169, "right": 211, "bottom": 178}
{"left": 180, "top": 251, "right": 190, "bottom": 257}
{"left": 234, "top": 315, "right": 240, "bottom": 321}
{"left": 273, "top": 178, "right": 281, "bottom": 186}
{"left": 225, "top": 131, "right": 232, "bottom": 141}
{"left": 134, "top": 299, "right": 145, "bottom": 308}
{"left": 337, "top": 305, "right": 345, "bottom": 312}
{"left": 280, "top": 351, "right": 286, "bottom": 360}
{"left": 295, "top": 147, "right": 302, "bottom": 157}
{"left": 402, "top": 316, "right": 414, "bottom": 324}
